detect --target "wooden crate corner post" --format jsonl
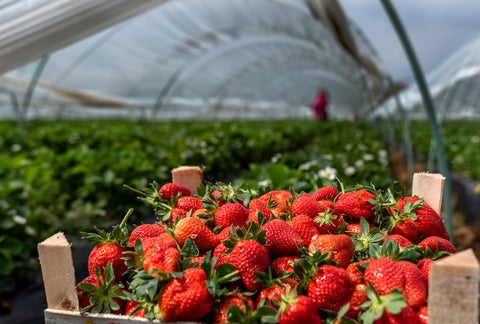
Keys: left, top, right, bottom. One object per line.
{"left": 37, "top": 232, "right": 79, "bottom": 312}
{"left": 171, "top": 165, "right": 204, "bottom": 195}
{"left": 412, "top": 172, "right": 479, "bottom": 323}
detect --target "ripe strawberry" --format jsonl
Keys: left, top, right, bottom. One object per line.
{"left": 256, "top": 282, "right": 289, "bottom": 309}
{"left": 375, "top": 305, "right": 420, "bottom": 324}
{"left": 155, "top": 267, "right": 214, "bottom": 322}
{"left": 396, "top": 196, "right": 450, "bottom": 241}
{"left": 417, "top": 235, "right": 456, "bottom": 254}
{"left": 128, "top": 223, "right": 166, "bottom": 247}
{"left": 307, "top": 264, "right": 355, "bottom": 312}
{"left": 125, "top": 300, "right": 146, "bottom": 318}
{"left": 387, "top": 215, "right": 419, "bottom": 243}
{"left": 346, "top": 219, "right": 375, "bottom": 237}
{"left": 417, "top": 305, "right": 429, "bottom": 324}
{"left": 382, "top": 234, "right": 414, "bottom": 248}
{"left": 346, "top": 283, "right": 368, "bottom": 319}
{"left": 364, "top": 258, "right": 405, "bottom": 296}
{"left": 313, "top": 203, "right": 341, "bottom": 234}
{"left": 290, "top": 195, "right": 321, "bottom": 218}
{"left": 346, "top": 258, "right": 372, "bottom": 281}
{"left": 312, "top": 185, "right": 339, "bottom": 201}
{"left": 308, "top": 234, "right": 354, "bottom": 268}
{"left": 416, "top": 258, "right": 433, "bottom": 288}
{"left": 258, "top": 190, "right": 292, "bottom": 218}
{"left": 88, "top": 242, "right": 129, "bottom": 282}
{"left": 142, "top": 233, "right": 181, "bottom": 274}
{"left": 214, "top": 202, "right": 249, "bottom": 231}
{"left": 212, "top": 293, "right": 255, "bottom": 324}
{"left": 230, "top": 239, "right": 270, "bottom": 291}
{"left": 288, "top": 214, "right": 320, "bottom": 248}
{"left": 335, "top": 189, "right": 377, "bottom": 219}
{"left": 248, "top": 198, "right": 275, "bottom": 224}
{"left": 261, "top": 219, "right": 303, "bottom": 257}
{"left": 173, "top": 216, "right": 219, "bottom": 252}
{"left": 175, "top": 196, "right": 203, "bottom": 213}
{"left": 167, "top": 207, "right": 188, "bottom": 224}
{"left": 159, "top": 183, "right": 191, "bottom": 200}
{"left": 271, "top": 255, "right": 300, "bottom": 277}
{"left": 396, "top": 261, "right": 427, "bottom": 309}
{"left": 278, "top": 291, "right": 323, "bottom": 324}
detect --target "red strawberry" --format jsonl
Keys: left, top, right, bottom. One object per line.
{"left": 396, "top": 196, "right": 450, "bottom": 241}
{"left": 416, "top": 258, "right": 433, "bottom": 288}
{"left": 288, "top": 215, "right": 320, "bottom": 247}
{"left": 346, "top": 219, "right": 375, "bottom": 237}
{"left": 364, "top": 258, "right": 405, "bottom": 296}
{"left": 128, "top": 223, "right": 166, "bottom": 247}
{"left": 383, "top": 234, "right": 414, "bottom": 248}
{"left": 313, "top": 203, "right": 341, "bottom": 234}
{"left": 159, "top": 183, "right": 191, "bottom": 200}
{"left": 256, "top": 282, "right": 289, "bottom": 309}
{"left": 416, "top": 305, "right": 429, "bottom": 324}
{"left": 248, "top": 198, "right": 275, "bottom": 224}
{"left": 125, "top": 300, "right": 146, "bottom": 318}
{"left": 278, "top": 292, "right": 323, "bottom": 324}
{"left": 212, "top": 293, "right": 255, "bottom": 324}
{"left": 88, "top": 242, "right": 129, "bottom": 282}
{"left": 417, "top": 235, "right": 456, "bottom": 254}
{"left": 156, "top": 267, "right": 214, "bottom": 322}
{"left": 214, "top": 202, "right": 249, "bottom": 231}
{"left": 375, "top": 305, "right": 420, "bottom": 324}
{"left": 308, "top": 234, "right": 354, "bottom": 268}
{"left": 307, "top": 264, "right": 355, "bottom": 312}
{"left": 346, "top": 283, "right": 368, "bottom": 319}
{"left": 290, "top": 195, "right": 321, "bottom": 218}
{"left": 261, "top": 219, "right": 303, "bottom": 257}
{"left": 346, "top": 258, "right": 372, "bottom": 281}
{"left": 387, "top": 216, "right": 419, "bottom": 243}
{"left": 142, "top": 233, "right": 180, "bottom": 274}
{"left": 258, "top": 190, "right": 292, "bottom": 218}
{"left": 173, "top": 217, "right": 219, "bottom": 252}
{"left": 396, "top": 261, "right": 427, "bottom": 309}
{"left": 271, "top": 255, "right": 300, "bottom": 277}
{"left": 168, "top": 207, "right": 188, "bottom": 224}
{"left": 175, "top": 196, "right": 203, "bottom": 213}
{"left": 312, "top": 185, "right": 339, "bottom": 201}
{"left": 230, "top": 239, "right": 270, "bottom": 291}
{"left": 335, "top": 189, "right": 377, "bottom": 219}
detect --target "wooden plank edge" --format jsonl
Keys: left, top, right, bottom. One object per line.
{"left": 44, "top": 309, "right": 200, "bottom": 324}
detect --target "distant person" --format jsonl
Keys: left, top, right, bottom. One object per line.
{"left": 311, "top": 87, "right": 329, "bottom": 121}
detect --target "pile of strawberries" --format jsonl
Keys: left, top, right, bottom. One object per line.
{"left": 77, "top": 179, "right": 455, "bottom": 324}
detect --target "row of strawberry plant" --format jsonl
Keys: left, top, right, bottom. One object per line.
{"left": 0, "top": 119, "right": 389, "bottom": 298}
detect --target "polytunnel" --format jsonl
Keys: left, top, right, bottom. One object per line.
{"left": 372, "top": 33, "right": 480, "bottom": 120}
{"left": 0, "top": 0, "right": 390, "bottom": 121}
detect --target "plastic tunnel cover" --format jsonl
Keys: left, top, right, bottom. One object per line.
{"left": 0, "top": 0, "right": 388, "bottom": 120}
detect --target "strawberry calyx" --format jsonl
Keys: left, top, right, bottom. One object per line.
{"left": 369, "top": 237, "right": 423, "bottom": 262}
{"left": 359, "top": 283, "right": 407, "bottom": 324}
{"left": 201, "top": 250, "right": 241, "bottom": 303}
{"left": 351, "top": 217, "right": 387, "bottom": 261}
{"left": 222, "top": 220, "right": 267, "bottom": 252}
{"left": 226, "top": 295, "right": 277, "bottom": 324}
{"left": 293, "top": 246, "right": 336, "bottom": 294}
{"left": 80, "top": 208, "right": 134, "bottom": 246}
{"left": 77, "top": 263, "right": 127, "bottom": 314}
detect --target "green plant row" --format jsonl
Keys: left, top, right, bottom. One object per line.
{"left": 0, "top": 119, "right": 368, "bottom": 296}
{"left": 398, "top": 120, "right": 480, "bottom": 181}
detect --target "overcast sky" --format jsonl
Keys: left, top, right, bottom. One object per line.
{"left": 338, "top": 0, "right": 480, "bottom": 83}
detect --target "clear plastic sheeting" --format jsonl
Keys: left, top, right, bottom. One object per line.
{"left": 372, "top": 34, "right": 480, "bottom": 120}
{"left": 0, "top": 0, "right": 388, "bottom": 120}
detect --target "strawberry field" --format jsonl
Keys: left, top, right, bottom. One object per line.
{"left": 0, "top": 118, "right": 477, "bottom": 323}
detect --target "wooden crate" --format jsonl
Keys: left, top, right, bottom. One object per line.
{"left": 38, "top": 171, "right": 479, "bottom": 324}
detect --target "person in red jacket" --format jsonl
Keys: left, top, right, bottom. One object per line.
{"left": 311, "top": 87, "right": 329, "bottom": 121}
